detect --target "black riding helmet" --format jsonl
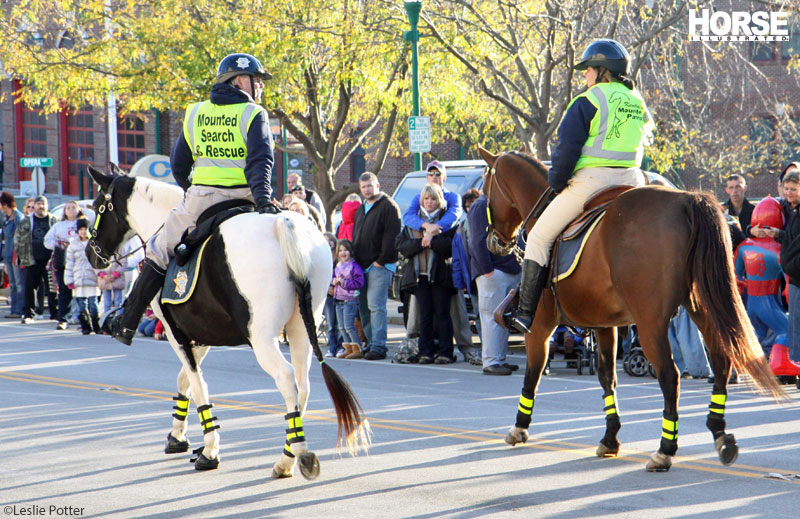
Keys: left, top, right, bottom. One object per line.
{"left": 574, "top": 39, "right": 631, "bottom": 76}
{"left": 216, "top": 53, "right": 272, "bottom": 84}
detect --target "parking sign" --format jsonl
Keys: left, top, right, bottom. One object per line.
{"left": 408, "top": 116, "right": 431, "bottom": 153}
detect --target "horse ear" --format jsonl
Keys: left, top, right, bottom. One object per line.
{"left": 108, "top": 162, "right": 125, "bottom": 176}
{"left": 478, "top": 146, "right": 497, "bottom": 167}
{"left": 88, "top": 165, "right": 113, "bottom": 192}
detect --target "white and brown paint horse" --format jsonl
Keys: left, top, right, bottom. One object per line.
{"left": 85, "top": 165, "right": 369, "bottom": 479}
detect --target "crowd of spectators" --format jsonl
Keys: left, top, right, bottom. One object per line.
{"left": 3, "top": 162, "right": 800, "bottom": 385}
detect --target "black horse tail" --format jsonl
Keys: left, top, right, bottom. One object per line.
{"left": 684, "top": 192, "right": 785, "bottom": 401}
{"left": 292, "top": 274, "right": 372, "bottom": 455}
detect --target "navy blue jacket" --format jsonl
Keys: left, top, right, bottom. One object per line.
{"left": 548, "top": 97, "right": 596, "bottom": 193}
{"left": 171, "top": 83, "right": 274, "bottom": 203}
{"left": 466, "top": 195, "right": 521, "bottom": 279}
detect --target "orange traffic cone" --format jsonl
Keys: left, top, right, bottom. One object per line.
{"left": 768, "top": 345, "right": 800, "bottom": 376}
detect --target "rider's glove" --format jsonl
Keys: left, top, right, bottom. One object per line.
{"left": 256, "top": 198, "right": 281, "bottom": 215}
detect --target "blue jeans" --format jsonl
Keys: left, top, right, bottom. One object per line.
{"left": 789, "top": 285, "right": 800, "bottom": 362}
{"left": 336, "top": 299, "right": 360, "bottom": 344}
{"left": 102, "top": 289, "right": 123, "bottom": 314}
{"left": 75, "top": 295, "right": 98, "bottom": 319}
{"left": 6, "top": 260, "right": 24, "bottom": 314}
{"left": 324, "top": 294, "right": 342, "bottom": 355}
{"left": 138, "top": 318, "right": 157, "bottom": 336}
{"left": 476, "top": 270, "right": 521, "bottom": 368}
{"left": 358, "top": 265, "right": 392, "bottom": 354}
{"left": 668, "top": 306, "right": 710, "bottom": 377}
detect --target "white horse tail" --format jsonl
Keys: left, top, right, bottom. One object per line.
{"left": 274, "top": 214, "right": 312, "bottom": 282}
{"left": 275, "top": 214, "right": 371, "bottom": 455}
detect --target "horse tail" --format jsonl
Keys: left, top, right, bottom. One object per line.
{"left": 684, "top": 193, "right": 785, "bottom": 400}
{"left": 275, "top": 215, "right": 371, "bottom": 454}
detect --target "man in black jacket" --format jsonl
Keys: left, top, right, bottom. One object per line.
{"left": 722, "top": 174, "right": 755, "bottom": 234}
{"left": 780, "top": 204, "right": 800, "bottom": 371}
{"left": 351, "top": 172, "right": 401, "bottom": 360}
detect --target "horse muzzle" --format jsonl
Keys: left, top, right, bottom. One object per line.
{"left": 487, "top": 230, "right": 516, "bottom": 257}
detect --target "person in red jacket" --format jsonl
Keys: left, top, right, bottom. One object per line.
{"left": 337, "top": 194, "right": 362, "bottom": 241}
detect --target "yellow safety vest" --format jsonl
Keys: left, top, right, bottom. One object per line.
{"left": 571, "top": 82, "right": 654, "bottom": 172}
{"left": 182, "top": 101, "right": 265, "bottom": 186}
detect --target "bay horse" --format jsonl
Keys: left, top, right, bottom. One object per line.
{"left": 478, "top": 148, "right": 784, "bottom": 471}
{"left": 85, "top": 165, "right": 370, "bottom": 479}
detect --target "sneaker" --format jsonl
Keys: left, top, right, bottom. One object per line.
{"left": 335, "top": 347, "right": 347, "bottom": 358}
{"left": 4, "top": 313, "right": 22, "bottom": 319}
{"left": 418, "top": 355, "right": 434, "bottom": 364}
{"left": 434, "top": 355, "right": 453, "bottom": 365}
{"left": 324, "top": 351, "right": 335, "bottom": 358}
{"left": 365, "top": 350, "right": 386, "bottom": 361}
{"left": 502, "top": 363, "right": 520, "bottom": 371}
{"left": 21, "top": 316, "right": 34, "bottom": 324}
{"left": 56, "top": 321, "right": 68, "bottom": 330}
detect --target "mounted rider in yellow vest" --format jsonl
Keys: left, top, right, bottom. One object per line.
{"left": 108, "top": 52, "right": 281, "bottom": 345}
{"left": 510, "top": 39, "right": 654, "bottom": 334}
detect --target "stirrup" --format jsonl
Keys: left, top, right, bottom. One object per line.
{"left": 510, "top": 311, "right": 533, "bottom": 334}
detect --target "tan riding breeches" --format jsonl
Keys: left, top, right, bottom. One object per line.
{"left": 523, "top": 166, "right": 645, "bottom": 266}
{"left": 146, "top": 185, "right": 253, "bottom": 269}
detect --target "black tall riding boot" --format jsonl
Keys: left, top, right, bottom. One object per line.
{"left": 510, "top": 259, "right": 548, "bottom": 334}
{"left": 110, "top": 259, "right": 166, "bottom": 346}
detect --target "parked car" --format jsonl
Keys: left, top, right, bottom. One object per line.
{"left": 50, "top": 199, "right": 96, "bottom": 224}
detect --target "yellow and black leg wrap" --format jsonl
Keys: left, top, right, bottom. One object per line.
{"left": 706, "top": 392, "right": 727, "bottom": 439}
{"left": 515, "top": 390, "right": 534, "bottom": 429}
{"left": 197, "top": 404, "right": 219, "bottom": 435}
{"left": 660, "top": 412, "right": 679, "bottom": 456}
{"left": 172, "top": 393, "right": 190, "bottom": 422}
{"left": 600, "top": 392, "right": 621, "bottom": 450}
{"left": 283, "top": 410, "right": 305, "bottom": 459}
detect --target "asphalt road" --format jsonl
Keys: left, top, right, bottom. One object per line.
{"left": 2, "top": 317, "right": 799, "bottom": 519}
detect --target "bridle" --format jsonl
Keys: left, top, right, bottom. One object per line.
{"left": 484, "top": 164, "right": 554, "bottom": 261}
{"left": 87, "top": 176, "right": 150, "bottom": 267}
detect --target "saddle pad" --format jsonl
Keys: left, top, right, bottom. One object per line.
{"left": 553, "top": 212, "right": 605, "bottom": 282}
{"left": 161, "top": 235, "right": 213, "bottom": 305}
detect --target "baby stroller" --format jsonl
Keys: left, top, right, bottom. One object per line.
{"left": 622, "top": 325, "right": 656, "bottom": 377}
{"left": 545, "top": 326, "right": 597, "bottom": 375}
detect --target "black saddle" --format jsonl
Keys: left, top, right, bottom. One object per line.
{"left": 174, "top": 199, "right": 256, "bottom": 266}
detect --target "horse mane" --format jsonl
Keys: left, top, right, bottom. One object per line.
{"left": 505, "top": 150, "right": 549, "bottom": 179}
{"left": 132, "top": 176, "right": 184, "bottom": 208}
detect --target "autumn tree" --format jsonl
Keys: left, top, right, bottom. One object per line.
{"left": 0, "top": 0, "right": 415, "bottom": 228}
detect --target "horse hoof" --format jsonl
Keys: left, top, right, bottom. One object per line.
{"left": 272, "top": 468, "right": 294, "bottom": 479}
{"left": 715, "top": 434, "right": 739, "bottom": 466}
{"left": 298, "top": 452, "right": 320, "bottom": 480}
{"left": 645, "top": 451, "right": 672, "bottom": 472}
{"left": 165, "top": 433, "right": 190, "bottom": 454}
{"left": 194, "top": 452, "right": 220, "bottom": 471}
{"left": 596, "top": 443, "right": 619, "bottom": 457}
{"left": 505, "top": 427, "right": 528, "bottom": 446}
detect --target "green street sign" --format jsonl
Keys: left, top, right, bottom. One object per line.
{"left": 20, "top": 157, "right": 53, "bottom": 168}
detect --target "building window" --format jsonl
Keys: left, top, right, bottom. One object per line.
{"left": 781, "top": 24, "right": 800, "bottom": 60}
{"left": 22, "top": 106, "right": 48, "bottom": 158}
{"left": 117, "top": 114, "right": 145, "bottom": 169}
{"left": 750, "top": 41, "right": 775, "bottom": 61}
{"left": 67, "top": 107, "right": 96, "bottom": 196}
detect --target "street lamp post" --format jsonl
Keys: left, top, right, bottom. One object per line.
{"left": 404, "top": 0, "right": 422, "bottom": 171}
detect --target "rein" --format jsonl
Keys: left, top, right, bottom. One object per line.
{"left": 88, "top": 176, "right": 157, "bottom": 267}
{"left": 485, "top": 164, "right": 555, "bottom": 263}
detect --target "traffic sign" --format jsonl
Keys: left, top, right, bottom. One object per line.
{"left": 20, "top": 157, "right": 53, "bottom": 168}
{"left": 408, "top": 116, "right": 431, "bottom": 153}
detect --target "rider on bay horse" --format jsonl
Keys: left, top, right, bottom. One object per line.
{"left": 510, "top": 39, "right": 654, "bottom": 334}
{"left": 108, "top": 53, "right": 281, "bottom": 345}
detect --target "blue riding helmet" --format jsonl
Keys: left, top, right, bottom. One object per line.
{"left": 574, "top": 39, "right": 631, "bottom": 76}
{"left": 216, "top": 53, "right": 272, "bottom": 83}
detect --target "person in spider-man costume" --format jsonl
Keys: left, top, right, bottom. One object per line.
{"left": 735, "top": 196, "right": 800, "bottom": 376}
